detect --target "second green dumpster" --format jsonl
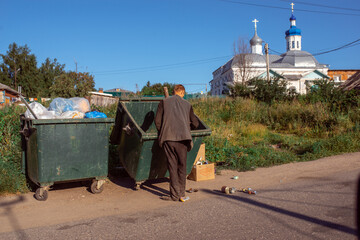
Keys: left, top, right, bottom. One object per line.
{"left": 110, "top": 98, "right": 211, "bottom": 189}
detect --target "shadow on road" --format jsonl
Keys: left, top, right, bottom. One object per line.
{"left": 203, "top": 189, "right": 357, "bottom": 237}
{"left": 0, "top": 195, "right": 29, "bottom": 239}
{"left": 108, "top": 173, "right": 170, "bottom": 197}
{"left": 141, "top": 178, "right": 170, "bottom": 197}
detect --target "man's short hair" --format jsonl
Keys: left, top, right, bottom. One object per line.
{"left": 174, "top": 84, "right": 185, "bottom": 93}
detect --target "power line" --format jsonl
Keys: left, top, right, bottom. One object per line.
{"left": 216, "top": 0, "right": 360, "bottom": 17}
{"left": 313, "top": 38, "right": 360, "bottom": 56}
{"left": 93, "top": 55, "right": 231, "bottom": 75}
{"left": 93, "top": 38, "right": 359, "bottom": 77}
{"left": 279, "top": 0, "right": 360, "bottom": 12}
{"left": 268, "top": 38, "right": 360, "bottom": 56}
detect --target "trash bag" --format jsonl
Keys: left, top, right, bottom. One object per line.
{"left": 60, "top": 111, "right": 85, "bottom": 119}
{"left": 70, "top": 97, "right": 90, "bottom": 113}
{"left": 49, "top": 98, "right": 74, "bottom": 115}
{"left": 25, "top": 102, "right": 57, "bottom": 119}
{"left": 84, "top": 111, "right": 107, "bottom": 118}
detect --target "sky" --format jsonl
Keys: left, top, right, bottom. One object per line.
{"left": 1, "top": 0, "right": 359, "bottom": 94}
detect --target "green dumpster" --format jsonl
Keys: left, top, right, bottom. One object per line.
{"left": 20, "top": 115, "right": 114, "bottom": 201}
{"left": 110, "top": 98, "right": 211, "bottom": 189}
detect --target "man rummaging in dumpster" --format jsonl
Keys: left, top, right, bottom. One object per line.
{"left": 155, "top": 84, "right": 199, "bottom": 202}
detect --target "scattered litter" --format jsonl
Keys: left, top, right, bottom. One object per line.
{"left": 187, "top": 188, "right": 198, "bottom": 193}
{"left": 179, "top": 196, "right": 190, "bottom": 202}
{"left": 232, "top": 176, "right": 239, "bottom": 180}
{"left": 240, "top": 188, "right": 257, "bottom": 195}
{"left": 221, "top": 186, "right": 236, "bottom": 194}
{"left": 221, "top": 186, "right": 229, "bottom": 194}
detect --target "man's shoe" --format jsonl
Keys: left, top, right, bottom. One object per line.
{"left": 179, "top": 196, "right": 190, "bottom": 202}
{"left": 160, "top": 196, "right": 177, "bottom": 201}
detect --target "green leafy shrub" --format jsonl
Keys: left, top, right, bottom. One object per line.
{"left": 0, "top": 105, "right": 27, "bottom": 194}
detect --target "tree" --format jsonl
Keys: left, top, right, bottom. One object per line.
{"left": 50, "top": 73, "right": 76, "bottom": 98}
{"left": 232, "top": 38, "right": 255, "bottom": 84}
{"left": 0, "top": 43, "right": 41, "bottom": 96}
{"left": 228, "top": 82, "right": 252, "bottom": 98}
{"left": 39, "top": 58, "right": 66, "bottom": 97}
{"left": 49, "top": 71, "right": 95, "bottom": 98}
{"left": 141, "top": 82, "right": 175, "bottom": 96}
{"left": 252, "top": 78, "right": 289, "bottom": 105}
{"left": 71, "top": 71, "right": 96, "bottom": 97}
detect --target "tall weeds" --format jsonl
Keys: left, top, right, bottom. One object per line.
{"left": 191, "top": 96, "right": 360, "bottom": 171}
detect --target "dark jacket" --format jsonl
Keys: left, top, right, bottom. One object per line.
{"left": 155, "top": 95, "right": 199, "bottom": 151}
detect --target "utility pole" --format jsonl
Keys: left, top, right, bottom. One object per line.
{"left": 74, "top": 58, "right": 78, "bottom": 73}
{"left": 14, "top": 63, "right": 17, "bottom": 89}
{"left": 14, "top": 67, "right": 20, "bottom": 89}
{"left": 265, "top": 43, "right": 270, "bottom": 82}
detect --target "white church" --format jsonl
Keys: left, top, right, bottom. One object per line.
{"left": 210, "top": 4, "right": 329, "bottom": 95}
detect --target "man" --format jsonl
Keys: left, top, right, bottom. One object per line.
{"left": 155, "top": 84, "right": 199, "bottom": 202}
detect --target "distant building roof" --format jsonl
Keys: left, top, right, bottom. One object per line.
{"left": 105, "top": 88, "right": 133, "bottom": 93}
{"left": 0, "top": 82, "right": 19, "bottom": 95}
{"left": 226, "top": 50, "right": 327, "bottom": 70}
{"left": 88, "top": 91, "right": 113, "bottom": 97}
{"left": 341, "top": 71, "right": 360, "bottom": 90}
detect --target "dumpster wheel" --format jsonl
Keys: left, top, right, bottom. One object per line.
{"left": 134, "top": 183, "right": 142, "bottom": 191}
{"left": 90, "top": 180, "right": 104, "bottom": 194}
{"left": 35, "top": 187, "right": 48, "bottom": 201}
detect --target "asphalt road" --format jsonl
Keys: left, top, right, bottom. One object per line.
{"left": 1, "top": 168, "right": 358, "bottom": 240}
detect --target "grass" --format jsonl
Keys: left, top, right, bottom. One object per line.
{"left": 191, "top": 97, "right": 360, "bottom": 171}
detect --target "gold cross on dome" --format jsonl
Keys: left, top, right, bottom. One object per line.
{"left": 252, "top": 19, "right": 259, "bottom": 31}
{"left": 291, "top": 3, "right": 294, "bottom": 13}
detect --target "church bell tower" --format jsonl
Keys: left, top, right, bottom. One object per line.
{"left": 285, "top": 3, "right": 302, "bottom": 51}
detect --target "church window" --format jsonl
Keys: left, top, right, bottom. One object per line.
{"left": 292, "top": 41, "right": 295, "bottom": 49}
{"left": 288, "top": 41, "right": 291, "bottom": 50}
{"left": 297, "top": 41, "right": 299, "bottom": 48}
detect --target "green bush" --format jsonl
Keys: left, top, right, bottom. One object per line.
{"left": 300, "top": 79, "right": 360, "bottom": 113}
{"left": 0, "top": 105, "right": 27, "bottom": 194}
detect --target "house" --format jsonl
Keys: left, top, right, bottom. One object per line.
{"left": 340, "top": 71, "right": 360, "bottom": 91}
{"left": 0, "top": 82, "right": 20, "bottom": 107}
{"left": 327, "top": 69, "right": 359, "bottom": 83}
{"left": 210, "top": 4, "right": 329, "bottom": 95}
{"left": 104, "top": 88, "right": 134, "bottom": 97}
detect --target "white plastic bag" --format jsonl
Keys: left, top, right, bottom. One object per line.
{"left": 25, "top": 102, "right": 57, "bottom": 119}
{"left": 49, "top": 98, "right": 74, "bottom": 115}
{"left": 70, "top": 97, "right": 90, "bottom": 113}
{"left": 59, "top": 111, "right": 85, "bottom": 119}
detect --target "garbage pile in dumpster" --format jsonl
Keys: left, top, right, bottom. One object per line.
{"left": 24, "top": 97, "right": 107, "bottom": 119}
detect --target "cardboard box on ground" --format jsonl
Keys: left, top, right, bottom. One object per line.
{"left": 188, "top": 144, "right": 215, "bottom": 181}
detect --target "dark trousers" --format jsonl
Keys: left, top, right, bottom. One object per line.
{"left": 163, "top": 141, "right": 188, "bottom": 200}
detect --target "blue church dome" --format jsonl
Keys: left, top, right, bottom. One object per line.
{"left": 285, "top": 26, "right": 301, "bottom": 37}
{"left": 290, "top": 14, "right": 296, "bottom": 21}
